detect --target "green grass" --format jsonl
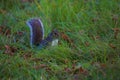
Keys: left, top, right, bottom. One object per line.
{"left": 0, "top": 0, "right": 120, "bottom": 80}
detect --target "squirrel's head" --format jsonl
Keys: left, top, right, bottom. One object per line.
{"left": 50, "top": 29, "right": 59, "bottom": 39}
{"left": 50, "top": 29, "right": 59, "bottom": 46}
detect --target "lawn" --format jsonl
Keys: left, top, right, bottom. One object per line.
{"left": 0, "top": 0, "right": 120, "bottom": 80}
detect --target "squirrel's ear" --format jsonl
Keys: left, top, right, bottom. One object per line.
{"left": 52, "top": 28, "right": 58, "bottom": 32}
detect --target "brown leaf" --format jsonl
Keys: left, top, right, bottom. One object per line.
{"left": 92, "top": 62, "right": 106, "bottom": 76}
{"left": 112, "top": 15, "right": 119, "bottom": 22}
{"left": 31, "top": 58, "right": 43, "bottom": 62}
{"left": 23, "top": 53, "right": 32, "bottom": 59}
{"left": 109, "top": 43, "right": 116, "bottom": 49}
{"left": 100, "top": 63, "right": 106, "bottom": 69}
{"left": 0, "top": 26, "right": 4, "bottom": 34}
{"left": 74, "top": 67, "right": 89, "bottom": 76}
{"left": 4, "top": 29, "right": 11, "bottom": 36}
{"left": 112, "top": 28, "right": 120, "bottom": 39}
{"left": 39, "top": 64, "right": 48, "bottom": 68}
{"left": 0, "top": 9, "right": 7, "bottom": 14}
{"left": 45, "top": 67, "right": 52, "bottom": 72}
{"left": 113, "top": 28, "right": 120, "bottom": 32}
{"left": 4, "top": 45, "right": 16, "bottom": 56}
{"left": 80, "top": 67, "right": 89, "bottom": 75}
{"left": 33, "top": 64, "right": 48, "bottom": 70}
{"left": 79, "top": 67, "right": 84, "bottom": 73}
{"left": 64, "top": 59, "right": 69, "bottom": 64}
{"left": 72, "top": 64, "right": 76, "bottom": 70}
{"left": 0, "top": 27, "right": 2, "bottom": 33}
{"left": 90, "top": 35, "right": 100, "bottom": 40}
{"left": 16, "top": 31, "right": 24, "bottom": 36}
{"left": 0, "top": 25, "right": 11, "bottom": 36}
{"left": 85, "top": 41, "right": 90, "bottom": 47}
{"left": 60, "top": 32, "right": 73, "bottom": 44}
{"left": 95, "top": 35, "right": 100, "bottom": 40}
{"left": 64, "top": 67, "right": 72, "bottom": 73}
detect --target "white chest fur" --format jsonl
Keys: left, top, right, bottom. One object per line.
{"left": 51, "top": 39, "right": 58, "bottom": 46}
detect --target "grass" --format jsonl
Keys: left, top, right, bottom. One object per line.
{"left": 0, "top": 0, "right": 120, "bottom": 80}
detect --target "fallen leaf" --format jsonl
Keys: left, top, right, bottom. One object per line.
{"left": 73, "top": 74, "right": 80, "bottom": 80}
{"left": 64, "top": 67, "right": 72, "bottom": 73}
{"left": 92, "top": 17, "right": 99, "bottom": 22}
{"left": 0, "top": 26, "right": 4, "bottom": 34}
{"left": 90, "top": 35, "right": 100, "bottom": 40}
{"left": 100, "top": 63, "right": 106, "bottom": 69}
{"left": 95, "top": 35, "right": 100, "bottom": 40}
{"left": 0, "top": 27, "right": 2, "bottom": 33}
{"left": 60, "top": 32, "right": 79, "bottom": 50}
{"left": 31, "top": 58, "right": 43, "bottom": 62}
{"left": 72, "top": 64, "right": 76, "bottom": 70}
{"left": 85, "top": 41, "right": 90, "bottom": 47}
{"left": 112, "top": 15, "right": 119, "bottom": 22}
{"left": 16, "top": 31, "right": 24, "bottom": 36}
{"left": 109, "top": 43, "right": 116, "bottom": 49}
{"left": 39, "top": 64, "right": 48, "bottom": 68}
{"left": 4, "top": 29, "right": 11, "bottom": 36}
{"left": 4, "top": 45, "right": 16, "bottom": 56}
{"left": 45, "top": 67, "right": 52, "bottom": 72}
{"left": 33, "top": 64, "right": 48, "bottom": 70}
{"left": 113, "top": 28, "right": 120, "bottom": 32}
{"left": 74, "top": 67, "right": 89, "bottom": 76}
{"left": 79, "top": 67, "right": 84, "bottom": 73}
{"left": 0, "top": 9, "right": 7, "bottom": 14}
{"left": 23, "top": 53, "right": 32, "bottom": 59}
{"left": 0, "top": 25, "right": 11, "bottom": 36}
{"left": 79, "top": 30, "right": 85, "bottom": 35}
{"left": 60, "top": 32, "right": 73, "bottom": 44}
{"left": 112, "top": 28, "right": 120, "bottom": 39}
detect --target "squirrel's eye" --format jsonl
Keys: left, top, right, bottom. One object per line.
{"left": 54, "top": 32, "right": 57, "bottom": 35}
{"left": 54, "top": 32, "right": 58, "bottom": 36}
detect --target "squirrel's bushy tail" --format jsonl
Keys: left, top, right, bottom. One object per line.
{"left": 26, "top": 18, "right": 44, "bottom": 47}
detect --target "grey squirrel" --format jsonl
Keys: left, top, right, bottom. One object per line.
{"left": 26, "top": 18, "right": 59, "bottom": 49}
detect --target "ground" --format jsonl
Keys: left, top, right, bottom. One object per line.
{"left": 0, "top": 0, "right": 120, "bottom": 80}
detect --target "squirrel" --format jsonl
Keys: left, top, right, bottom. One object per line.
{"left": 26, "top": 18, "right": 59, "bottom": 49}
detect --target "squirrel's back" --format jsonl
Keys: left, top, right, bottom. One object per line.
{"left": 26, "top": 18, "right": 44, "bottom": 46}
